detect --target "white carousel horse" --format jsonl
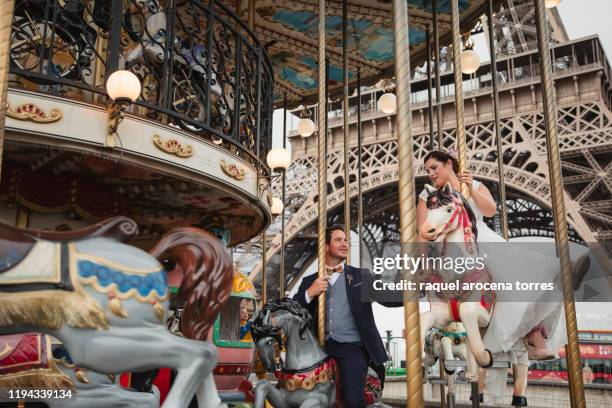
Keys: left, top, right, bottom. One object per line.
{"left": 423, "top": 322, "right": 469, "bottom": 375}
{"left": 423, "top": 322, "right": 469, "bottom": 396}
{"left": 0, "top": 217, "right": 234, "bottom": 408}
{"left": 250, "top": 298, "right": 389, "bottom": 408}
{"left": 418, "top": 183, "right": 495, "bottom": 380}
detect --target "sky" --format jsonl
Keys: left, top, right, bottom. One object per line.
{"left": 277, "top": 0, "right": 612, "bottom": 336}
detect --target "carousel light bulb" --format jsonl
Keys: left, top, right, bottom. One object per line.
{"left": 545, "top": 0, "right": 561, "bottom": 8}
{"left": 461, "top": 48, "right": 481, "bottom": 75}
{"left": 378, "top": 92, "right": 396, "bottom": 114}
{"left": 271, "top": 197, "right": 284, "bottom": 215}
{"left": 266, "top": 147, "right": 291, "bottom": 172}
{"left": 297, "top": 117, "right": 316, "bottom": 138}
{"left": 106, "top": 70, "right": 141, "bottom": 102}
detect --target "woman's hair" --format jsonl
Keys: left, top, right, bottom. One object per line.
{"left": 424, "top": 150, "right": 459, "bottom": 174}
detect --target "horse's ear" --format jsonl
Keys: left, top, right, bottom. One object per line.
{"left": 424, "top": 184, "right": 436, "bottom": 195}
{"left": 443, "top": 182, "right": 453, "bottom": 195}
{"left": 263, "top": 310, "right": 271, "bottom": 326}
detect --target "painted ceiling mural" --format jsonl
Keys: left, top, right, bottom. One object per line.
{"left": 240, "top": 0, "right": 491, "bottom": 107}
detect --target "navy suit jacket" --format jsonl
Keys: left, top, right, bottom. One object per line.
{"left": 293, "top": 264, "right": 402, "bottom": 366}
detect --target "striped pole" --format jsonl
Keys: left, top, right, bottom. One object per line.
{"left": 392, "top": 0, "right": 423, "bottom": 406}
{"left": 342, "top": 0, "right": 351, "bottom": 259}
{"left": 486, "top": 0, "right": 509, "bottom": 240}
{"left": 433, "top": 0, "right": 443, "bottom": 149}
{"left": 450, "top": 0, "right": 470, "bottom": 199}
{"left": 533, "top": 1, "right": 585, "bottom": 406}
{"left": 316, "top": 0, "right": 327, "bottom": 346}
{"left": 0, "top": 0, "right": 15, "bottom": 180}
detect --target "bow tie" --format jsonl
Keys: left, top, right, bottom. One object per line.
{"left": 326, "top": 265, "right": 343, "bottom": 275}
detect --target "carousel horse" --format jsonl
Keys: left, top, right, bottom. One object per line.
{"left": 249, "top": 298, "right": 389, "bottom": 408}
{"left": 0, "top": 333, "right": 159, "bottom": 407}
{"left": 0, "top": 217, "right": 234, "bottom": 408}
{"left": 423, "top": 322, "right": 469, "bottom": 376}
{"left": 423, "top": 323, "right": 469, "bottom": 398}
{"left": 418, "top": 183, "right": 495, "bottom": 378}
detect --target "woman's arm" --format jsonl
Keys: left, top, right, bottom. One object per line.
{"left": 470, "top": 183, "right": 497, "bottom": 217}
{"left": 459, "top": 171, "right": 497, "bottom": 217}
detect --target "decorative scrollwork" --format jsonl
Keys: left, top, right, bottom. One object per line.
{"left": 7, "top": 103, "right": 62, "bottom": 123}
{"left": 220, "top": 159, "right": 245, "bottom": 180}
{"left": 9, "top": 0, "right": 273, "bottom": 165}
{"left": 152, "top": 134, "right": 193, "bottom": 158}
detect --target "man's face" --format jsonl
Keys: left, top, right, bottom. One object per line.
{"left": 326, "top": 229, "right": 348, "bottom": 260}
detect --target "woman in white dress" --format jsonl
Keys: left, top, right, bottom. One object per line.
{"left": 415, "top": 149, "right": 588, "bottom": 360}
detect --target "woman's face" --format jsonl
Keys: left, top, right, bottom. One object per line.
{"left": 425, "top": 157, "right": 454, "bottom": 188}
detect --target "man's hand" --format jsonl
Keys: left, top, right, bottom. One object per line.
{"left": 306, "top": 275, "right": 329, "bottom": 298}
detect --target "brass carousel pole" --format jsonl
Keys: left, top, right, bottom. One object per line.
{"left": 392, "top": 0, "right": 423, "bottom": 406}
{"left": 0, "top": 0, "right": 15, "bottom": 179}
{"left": 450, "top": 0, "right": 470, "bottom": 199}
{"left": 342, "top": 0, "right": 351, "bottom": 259}
{"left": 533, "top": 1, "right": 585, "bottom": 406}
{"left": 261, "top": 230, "right": 267, "bottom": 304}
{"left": 433, "top": 0, "right": 443, "bottom": 149}
{"left": 316, "top": 0, "right": 327, "bottom": 346}
{"left": 426, "top": 25, "right": 435, "bottom": 150}
{"left": 357, "top": 68, "right": 363, "bottom": 268}
{"left": 486, "top": 0, "right": 509, "bottom": 240}
{"left": 248, "top": 0, "right": 255, "bottom": 31}
{"left": 280, "top": 95, "right": 287, "bottom": 298}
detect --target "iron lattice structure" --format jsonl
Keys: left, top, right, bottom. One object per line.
{"left": 238, "top": 2, "right": 612, "bottom": 298}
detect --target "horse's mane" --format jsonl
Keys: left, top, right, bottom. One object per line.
{"left": 425, "top": 187, "right": 479, "bottom": 244}
{"left": 149, "top": 227, "right": 233, "bottom": 341}
{"left": 250, "top": 298, "right": 311, "bottom": 342}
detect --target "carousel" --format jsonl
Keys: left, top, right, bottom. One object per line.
{"left": 0, "top": 0, "right": 595, "bottom": 407}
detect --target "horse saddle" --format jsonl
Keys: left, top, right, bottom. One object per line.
{"left": 0, "top": 333, "right": 50, "bottom": 375}
{"left": 0, "top": 217, "right": 137, "bottom": 292}
{"left": 0, "top": 240, "right": 73, "bottom": 292}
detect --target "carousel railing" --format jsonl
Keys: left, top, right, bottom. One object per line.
{"left": 8, "top": 0, "right": 274, "bottom": 168}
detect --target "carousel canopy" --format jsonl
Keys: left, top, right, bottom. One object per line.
{"left": 239, "top": 0, "right": 502, "bottom": 108}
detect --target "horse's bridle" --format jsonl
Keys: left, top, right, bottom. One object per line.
{"left": 438, "top": 199, "right": 476, "bottom": 255}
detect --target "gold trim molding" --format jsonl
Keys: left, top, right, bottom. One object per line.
{"left": 7, "top": 103, "right": 62, "bottom": 123}
{"left": 220, "top": 160, "right": 245, "bottom": 180}
{"left": 152, "top": 135, "right": 193, "bottom": 158}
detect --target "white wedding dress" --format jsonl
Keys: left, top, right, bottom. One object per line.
{"left": 419, "top": 180, "right": 566, "bottom": 355}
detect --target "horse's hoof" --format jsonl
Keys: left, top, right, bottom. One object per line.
{"left": 512, "top": 395, "right": 528, "bottom": 406}
{"left": 480, "top": 349, "right": 494, "bottom": 368}
{"left": 572, "top": 255, "right": 590, "bottom": 291}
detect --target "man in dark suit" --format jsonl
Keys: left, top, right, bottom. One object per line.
{"left": 293, "top": 224, "right": 401, "bottom": 408}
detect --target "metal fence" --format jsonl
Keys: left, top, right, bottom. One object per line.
{"left": 9, "top": 0, "right": 274, "bottom": 166}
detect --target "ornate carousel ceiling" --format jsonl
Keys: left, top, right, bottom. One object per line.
{"left": 235, "top": 0, "right": 500, "bottom": 107}
{"left": 1, "top": 142, "right": 263, "bottom": 245}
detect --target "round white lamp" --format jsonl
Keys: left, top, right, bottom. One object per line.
{"left": 545, "top": 0, "right": 561, "bottom": 8}
{"left": 378, "top": 92, "right": 396, "bottom": 114}
{"left": 106, "top": 70, "right": 141, "bottom": 102}
{"left": 266, "top": 147, "right": 291, "bottom": 172}
{"left": 297, "top": 117, "right": 316, "bottom": 138}
{"left": 271, "top": 197, "right": 284, "bottom": 215}
{"left": 461, "top": 48, "right": 481, "bottom": 75}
